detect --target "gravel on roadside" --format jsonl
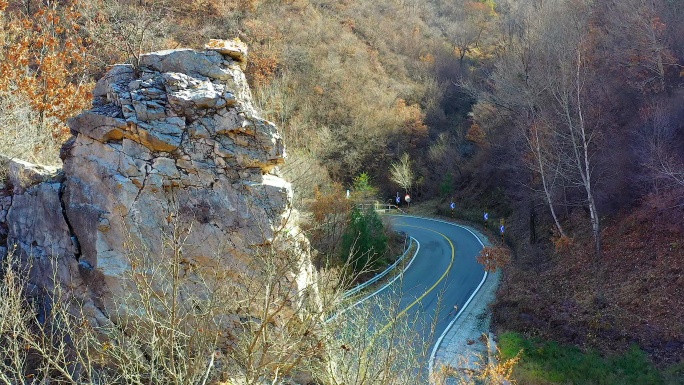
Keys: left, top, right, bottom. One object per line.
{"left": 430, "top": 224, "right": 502, "bottom": 384}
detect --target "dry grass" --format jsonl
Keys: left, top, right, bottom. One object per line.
{"left": 0, "top": 93, "right": 63, "bottom": 165}
{"left": 431, "top": 335, "right": 520, "bottom": 385}
{"left": 0, "top": 216, "right": 443, "bottom": 385}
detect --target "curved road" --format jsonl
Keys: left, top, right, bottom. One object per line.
{"left": 354, "top": 215, "right": 487, "bottom": 378}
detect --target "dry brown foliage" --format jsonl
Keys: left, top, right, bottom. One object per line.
{"left": 493, "top": 191, "right": 684, "bottom": 364}
{"left": 0, "top": 1, "right": 93, "bottom": 141}
{"left": 465, "top": 122, "right": 487, "bottom": 146}
{"left": 476, "top": 246, "right": 511, "bottom": 273}
{"left": 431, "top": 335, "right": 521, "bottom": 385}
{"left": 305, "top": 185, "right": 352, "bottom": 261}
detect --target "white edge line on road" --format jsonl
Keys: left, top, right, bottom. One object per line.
{"left": 428, "top": 271, "right": 488, "bottom": 379}
{"left": 387, "top": 214, "right": 486, "bottom": 248}
{"left": 326, "top": 237, "right": 421, "bottom": 323}
{"left": 384, "top": 215, "right": 489, "bottom": 382}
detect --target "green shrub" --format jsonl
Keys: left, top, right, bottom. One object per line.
{"left": 439, "top": 173, "right": 454, "bottom": 197}
{"left": 340, "top": 206, "right": 388, "bottom": 276}
{"left": 498, "top": 332, "right": 671, "bottom": 385}
{"left": 663, "top": 362, "right": 684, "bottom": 385}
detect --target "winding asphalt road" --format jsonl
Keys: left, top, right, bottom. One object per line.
{"left": 356, "top": 215, "right": 487, "bottom": 378}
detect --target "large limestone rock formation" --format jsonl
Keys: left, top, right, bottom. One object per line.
{"left": 0, "top": 40, "right": 316, "bottom": 325}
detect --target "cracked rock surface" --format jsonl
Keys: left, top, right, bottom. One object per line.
{"left": 0, "top": 42, "right": 315, "bottom": 326}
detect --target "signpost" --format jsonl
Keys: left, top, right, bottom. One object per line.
{"left": 500, "top": 218, "right": 505, "bottom": 243}
{"left": 450, "top": 201, "right": 455, "bottom": 218}
{"left": 484, "top": 212, "right": 489, "bottom": 229}
{"left": 404, "top": 194, "right": 411, "bottom": 208}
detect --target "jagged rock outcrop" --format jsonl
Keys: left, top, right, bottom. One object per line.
{"left": 0, "top": 39, "right": 316, "bottom": 326}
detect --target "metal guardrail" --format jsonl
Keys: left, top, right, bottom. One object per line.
{"left": 356, "top": 202, "right": 406, "bottom": 214}
{"left": 342, "top": 236, "right": 416, "bottom": 299}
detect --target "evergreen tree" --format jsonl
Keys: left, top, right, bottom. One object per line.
{"left": 341, "top": 206, "right": 388, "bottom": 275}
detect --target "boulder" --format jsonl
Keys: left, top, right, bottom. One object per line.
{"left": 205, "top": 38, "right": 248, "bottom": 68}
{"left": 0, "top": 44, "right": 316, "bottom": 329}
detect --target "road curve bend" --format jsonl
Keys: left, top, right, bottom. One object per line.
{"left": 384, "top": 215, "right": 488, "bottom": 378}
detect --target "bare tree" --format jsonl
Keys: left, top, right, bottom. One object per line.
{"left": 434, "top": 0, "right": 497, "bottom": 71}
{"left": 81, "top": 0, "right": 169, "bottom": 69}
{"left": 0, "top": 208, "right": 464, "bottom": 385}
{"left": 322, "top": 275, "right": 435, "bottom": 385}
{"left": 546, "top": 2, "right": 602, "bottom": 257}
{"left": 479, "top": 0, "right": 569, "bottom": 239}
{"left": 485, "top": 0, "right": 603, "bottom": 255}
{"left": 0, "top": 210, "right": 327, "bottom": 385}
{"left": 635, "top": 99, "right": 684, "bottom": 194}
{"left": 527, "top": 118, "right": 567, "bottom": 238}
{"left": 390, "top": 153, "right": 414, "bottom": 196}
{"left": 604, "top": 0, "right": 678, "bottom": 94}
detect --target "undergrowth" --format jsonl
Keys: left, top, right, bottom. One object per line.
{"left": 498, "top": 332, "right": 684, "bottom": 385}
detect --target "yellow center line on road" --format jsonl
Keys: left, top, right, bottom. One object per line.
{"left": 362, "top": 224, "right": 455, "bottom": 356}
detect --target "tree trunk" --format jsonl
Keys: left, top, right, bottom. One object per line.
{"left": 529, "top": 200, "right": 537, "bottom": 244}
{"left": 575, "top": 48, "right": 601, "bottom": 260}
{"left": 537, "top": 142, "right": 566, "bottom": 238}
{"left": 530, "top": 121, "right": 566, "bottom": 238}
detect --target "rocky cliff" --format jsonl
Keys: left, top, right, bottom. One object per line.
{"left": 0, "top": 40, "right": 316, "bottom": 326}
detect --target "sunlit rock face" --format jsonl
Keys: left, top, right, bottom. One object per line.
{"left": 0, "top": 40, "right": 316, "bottom": 326}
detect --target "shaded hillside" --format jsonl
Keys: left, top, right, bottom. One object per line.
{"left": 494, "top": 191, "right": 684, "bottom": 364}
{"left": 462, "top": 0, "right": 684, "bottom": 367}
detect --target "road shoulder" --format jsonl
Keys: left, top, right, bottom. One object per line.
{"left": 428, "top": 223, "right": 501, "bottom": 383}
{"left": 432, "top": 270, "right": 501, "bottom": 381}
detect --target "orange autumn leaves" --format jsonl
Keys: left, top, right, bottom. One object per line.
{"left": 477, "top": 246, "right": 511, "bottom": 272}
{"left": 0, "top": 1, "right": 93, "bottom": 141}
